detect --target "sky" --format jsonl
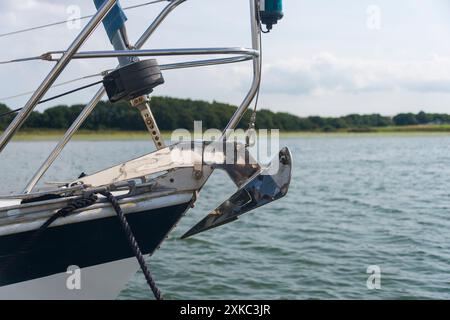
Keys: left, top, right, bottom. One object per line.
{"left": 1, "top": 0, "right": 450, "bottom": 117}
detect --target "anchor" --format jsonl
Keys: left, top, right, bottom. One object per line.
{"left": 181, "top": 147, "right": 292, "bottom": 239}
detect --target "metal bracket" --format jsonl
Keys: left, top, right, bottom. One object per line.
{"left": 130, "top": 95, "right": 165, "bottom": 150}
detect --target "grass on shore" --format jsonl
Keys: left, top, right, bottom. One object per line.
{"left": 371, "top": 124, "right": 450, "bottom": 132}
{"left": 9, "top": 130, "right": 174, "bottom": 141}
{"left": 4, "top": 125, "right": 450, "bottom": 141}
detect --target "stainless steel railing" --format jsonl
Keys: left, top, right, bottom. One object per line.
{"left": 0, "top": 0, "right": 118, "bottom": 153}
{"left": 8, "top": 0, "right": 262, "bottom": 194}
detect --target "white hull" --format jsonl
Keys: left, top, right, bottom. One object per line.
{"left": 0, "top": 258, "right": 139, "bottom": 300}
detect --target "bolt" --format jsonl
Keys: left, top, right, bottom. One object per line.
{"left": 280, "top": 153, "right": 289, "bottom": 165}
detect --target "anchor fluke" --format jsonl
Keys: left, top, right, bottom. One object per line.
{"left": 181, "top": 147, "right": 292, "bottom": 239}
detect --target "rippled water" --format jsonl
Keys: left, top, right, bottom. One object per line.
{"left": 1, "top": 134, "right": 450, "bottom": 299}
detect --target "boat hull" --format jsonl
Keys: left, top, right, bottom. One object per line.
{"left": 0, "top": 201, "right": 191, "bottom": 299}
{"left": 0, "top": 257, "right": 139, "bottom": 300}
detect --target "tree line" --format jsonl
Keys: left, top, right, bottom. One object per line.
{"left": 1, "top": 97, "right": 449, "bottom": 132}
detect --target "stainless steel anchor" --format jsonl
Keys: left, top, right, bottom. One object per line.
{"left": 181, "top": 147, "right": 292, "bottom": 239}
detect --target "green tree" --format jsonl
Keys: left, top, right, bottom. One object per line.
{"left": 393, "top": 113, "right": 418, "bottom": 126}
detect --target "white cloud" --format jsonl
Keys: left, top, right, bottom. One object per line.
{"left": 261, "top": 52, "right": 450, "bottom": 96}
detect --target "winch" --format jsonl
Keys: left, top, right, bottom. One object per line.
{"left": 259, "top": 0, "right": 283, "bottom": 32}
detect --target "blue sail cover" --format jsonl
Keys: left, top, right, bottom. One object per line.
{"left": 94, "top": 0, "right": 127, "bottom": 43}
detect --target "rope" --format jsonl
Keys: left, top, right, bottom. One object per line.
{"left": 0, "top": 108, "right": 22, "bottom": 118}
{"left": 0, "top": 0, "right": 168, "bottom": 39}
{"left": 101, "top": 191, "right": 163, "bottom": 300}
{"left": 0, "top": 71, "right": 110, "bottom": 102}
{"left": 36, "top": 194, "right": 99, "bottom": 231}
{"left": 0, "top": 80, "right": 104, "bottom": 119}
{"left": 38, "top": 80, "right": 103, "bottom": 104}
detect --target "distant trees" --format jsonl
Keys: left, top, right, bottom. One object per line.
{"left": 416, "top": 111, "right": 431, "bottom": 124}
{"left": 1, "top": 98, "right": 449, "bottom": 132}
{"left": 393, "top": 111, "right": 450, "bottom": 126}
{"left": 0, "top": 103, "right": 7, "bottom": 114}
{"left": 393, "top": 113, "right": 418, "bottom": 126}
{"left": 0, "top": 103, "right": 14, "bottom": 130}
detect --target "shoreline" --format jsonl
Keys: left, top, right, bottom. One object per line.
{"left": 3, "top": 126, "right": 450, "bottom": 141}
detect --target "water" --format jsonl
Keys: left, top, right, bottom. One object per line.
{"left": 1, "top": 134, "right": 450, "bottom": 299}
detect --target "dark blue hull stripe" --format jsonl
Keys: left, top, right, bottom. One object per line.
{"left": 0, "top": 202, "right": 190, "bottom": 287}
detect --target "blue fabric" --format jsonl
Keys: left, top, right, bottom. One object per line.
{"left": 94, "top": 0, "right": 127, "bottom": 43}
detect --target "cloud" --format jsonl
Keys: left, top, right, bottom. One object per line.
{"left": 0, "top": 0, "right": 67, "bottom": 28}
{"left": 2, "top": 0, "right": 450, "bottom": 118}
{"left": 260, "top": 52, "right": 450, "bottom": 96}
